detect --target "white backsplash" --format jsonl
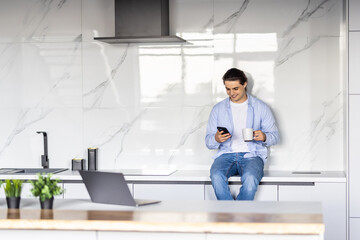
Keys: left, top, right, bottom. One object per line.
{"left": 0, "top": 0, "right": 346, "bottom": 172}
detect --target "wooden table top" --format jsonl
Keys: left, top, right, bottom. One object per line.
{"left": 0, "top": 200, "right": 324, "bottom": 235}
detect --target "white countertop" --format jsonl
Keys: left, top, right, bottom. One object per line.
{"left": 0, "top": 169, "right": 346, "bottom": 183}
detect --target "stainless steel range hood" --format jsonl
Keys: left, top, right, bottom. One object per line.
{"left": 94, "top": 0, "right": 186, "bottom": 44}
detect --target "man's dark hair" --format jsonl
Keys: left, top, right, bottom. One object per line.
{"left": 222, "top": 68, "right": 248, "bottom": 86}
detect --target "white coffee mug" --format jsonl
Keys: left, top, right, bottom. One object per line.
{"left": 242, "top": 128, "right": 254, "bottom": 142}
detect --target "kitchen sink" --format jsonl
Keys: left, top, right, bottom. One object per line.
{"left": 0, "top": 168, "right": 68, "bottom": 175}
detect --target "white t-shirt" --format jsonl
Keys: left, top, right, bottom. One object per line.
{"left": 230, "top": 100, "right": 250, "bottom": 153}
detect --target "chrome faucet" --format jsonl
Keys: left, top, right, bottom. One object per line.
{"left": 37, "top": 131, "right": 49, "bottom": 169}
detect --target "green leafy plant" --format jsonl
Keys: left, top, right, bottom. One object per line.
{"left": 28, "top": 173, "right": 63, "bottom": 202}
{"left": 0, "top": 179, "right": 24, "bottom": 198}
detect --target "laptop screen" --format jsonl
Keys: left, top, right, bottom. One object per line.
{"left": 79, "top": 170, "right": 137, "bottom": 206}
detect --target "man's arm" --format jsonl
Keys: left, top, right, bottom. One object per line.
{"left": 260, "top": 105, "right": 280, "bottom": 147}
{"left": 205, "top": 107, "right": 222, "bottom": 149}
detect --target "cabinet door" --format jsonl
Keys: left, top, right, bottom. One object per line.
{"left": 99, "top": 231, "right": 205, "bottom": 240}
{"left": 207, "top": 233, "right": 322, "bottom": 240}
{"left": 204, "top": 184, "right": 278, "bottom": 201}
{"left": 134, "top": 184, "right": 204, "bottom": 200}
{"left": 349, "top": 33, "right": 360, "bottom": 94}
{"left": 350, "top": 0, "right": 360, "bottom": 31}
{"left": 279, "top": 183, "right": 346, "bottom": 240}
{"left": 63, "top": 183, "right": 90, "bottom": 199}
{"left": 0, "top": 230, "right": 96, "bottom": 240}
{"left": 350, "top": 95, "right": 360, "bottom": 217}
{"left": 63, "top": 183, "right": 133, "bottom": 199}
{"left": 350, "top": 218, "right": 360, "bottom": 240}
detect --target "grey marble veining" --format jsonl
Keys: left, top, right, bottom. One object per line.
{"left": 281, "top": 0, "right": 337, "bottom": 38}
{"left": 168, "top": 107, "right": 210, "bottom": 165}
{"left": 83, "top": 44, "right": 129, "bottom": 109}
{"left": 214, "top": 0, "right": 250, "bottom": 32}
{"left": 0, "top": 0, "right": 81, "bottom": 43}
{"left": 276, "top": 35, "right": 338, "bottom": 67}
{"left": 0, "top": 108, "right": 53, "bottom": 157}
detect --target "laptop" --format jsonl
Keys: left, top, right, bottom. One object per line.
{"left": 79, "top": 170, "right": 161, "bottom": 207}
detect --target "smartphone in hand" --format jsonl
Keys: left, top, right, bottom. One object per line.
{"left": 217, "top": 127, "right": 230, "bottom": 135}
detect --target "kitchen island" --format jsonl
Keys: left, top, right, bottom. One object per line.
{"left": 0, "top": 199, "right": 324, "bottom": 240}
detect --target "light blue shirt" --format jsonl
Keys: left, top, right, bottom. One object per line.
{"left": 205, "top": 94, "right": 280, "bottom": 163}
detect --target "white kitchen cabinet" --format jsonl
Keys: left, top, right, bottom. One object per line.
{"left": 133, "top": 183, "right": 204, "bottom": 200}
{"left": 0, "top": 230, "right": 96, "bottom": 240}
{"left": 350, "top": 95, "right": 360, "bottom": 217}
{"left": 350, "top": 0, "right": 360, "bottom": 31}
{"left": 63, "top": 183, "right": 133, "bottom": 199}
{"left": 99, "top": 231, "right": 206, "bottom": 240}
{"left": 63, "top": 183, "right": 90, "bottom": 199}
{"left": 204, "top": 184, "right": 278, "bottom": 201}
{"left": 349, "top": 33, "right": 360, "bottom": 94}
{"left": 350, "top": 218, "right": 360, "bottom": 240}
{"left": 99, "top": 231, "right": 321, "bottom": 240}
{"left": 279, "top": 183, "right": 346, "bottom": 240}
{"left": 207, "top": 233, "right": 322, "bottom": 240}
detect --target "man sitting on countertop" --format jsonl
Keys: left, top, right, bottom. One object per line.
{"left": 205, "top": 67, "right": 280, "bottom": 200}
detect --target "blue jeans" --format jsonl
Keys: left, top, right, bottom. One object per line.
{"left": 210, "top": 153, "right": 264, "bottom": 200}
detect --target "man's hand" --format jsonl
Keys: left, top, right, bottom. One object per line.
{"left": 253, "top": 130, "right": 266, "bottom": 142}
{"left": 215, "top": 130, "right": 231, "bottom": 143}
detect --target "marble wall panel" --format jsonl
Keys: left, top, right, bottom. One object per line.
{"left": 213, "top": 0, "right": 342, "bottom": 36}
{"left": 170, "top": 0, "right": 214, "bottom": 35}
{"left": 0, "top": 0, "right": 346, "bottom": 172}
{"left": 82, "top": 42, "right": 140, "bottom": 109}
{"left": 0, "top": 0, "right": 81, "bottom": 43}
{"left": 83, "top": 106, "right": 213, "bottom": 170}
{"left": 0, "top": 107, "right": 82, "bottom": 168}
{"left": 349, "top": 0, "right": 360, "bottom": 31}
{"left": 81, "top": 0, "right": 115, "bottom": 42}
{"left": 0, "top": 42, "right": 82, "bottom": 107}
{"left": 137, "top": 43, "right": 215, "bottom": 107}
{"left": 0, "top": 39, "right": 82, "bottom": 167}
{"left": 213, "top": 0, "right": 344, "bottom": 171}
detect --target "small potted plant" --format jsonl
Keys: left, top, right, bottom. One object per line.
{"left": 28, "top": 173, "right": 63, "bottom": 209}
{"left": 0, "top": 179, "right": 24, "bottom": 209}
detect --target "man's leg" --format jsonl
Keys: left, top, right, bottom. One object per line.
{"left": 236, "top": 157, "right": 264, "bottom": 200}
{"left": 210, "top": 153, "right": 238, "bottom": 200}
